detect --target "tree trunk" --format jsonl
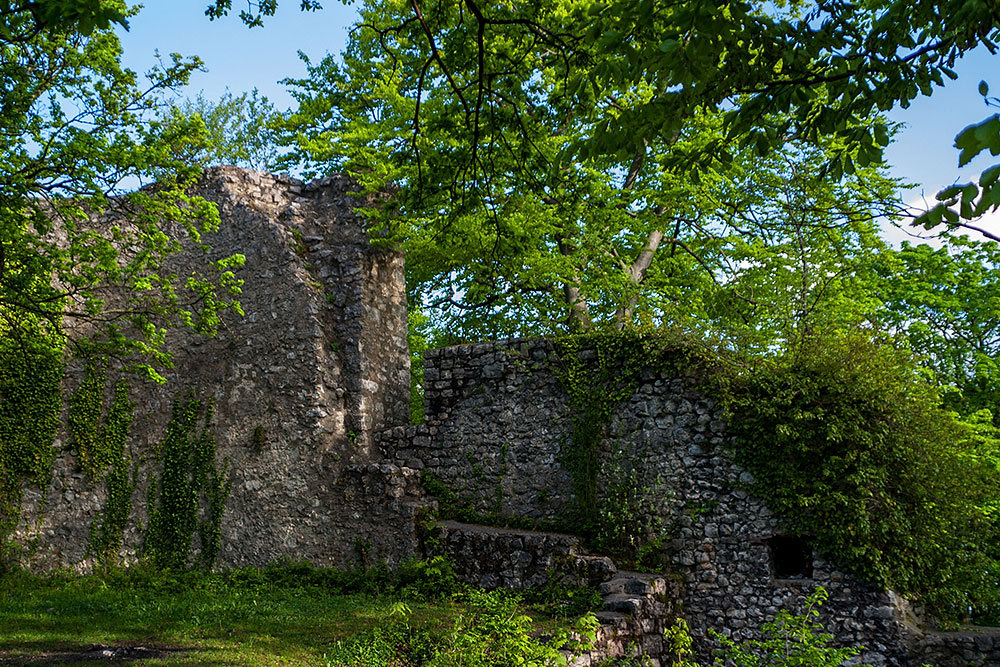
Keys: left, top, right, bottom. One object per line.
{"left": 614, "top": 228, "right": 665, "bottom": 327}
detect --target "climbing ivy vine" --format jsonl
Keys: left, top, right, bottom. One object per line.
{"left": 69, "top": 365, "right": 134, "bottom": 481}
{"left": 0, "top": 334, "right": 63, "bottom": 567}
{"left": 143, "top": 392, "right": 230, "bottom": 570}
{"left": 552, "top": 328, "right": 714, "bottom": 536}
{"left": 88, "top": 381, "right": 136, "bottom": 566}
{"left": 68, "top": 363, "right": 138, "bottom": 566}
{"left": 68, "top": 363, "right": 105, "bottom": 478}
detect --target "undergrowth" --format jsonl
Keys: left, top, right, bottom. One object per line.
{"left": 717, "top": 331, "right": 1000, "bottom": 621}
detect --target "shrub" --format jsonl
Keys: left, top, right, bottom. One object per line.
{"left": 720, "top": 331, "right": 1000, "bottom": 620}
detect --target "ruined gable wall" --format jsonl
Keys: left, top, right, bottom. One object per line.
{"left": 16, "top": 166, "right": 414, "bottom": 570}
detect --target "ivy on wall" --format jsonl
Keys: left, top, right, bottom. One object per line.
{"left": 88, "top": 381, "right": 136, "bottom": 566}
{"left": 552, "top": 328, "right": 712, "bottom": 535}
{"left": 0, "top": 335, "right": 62, "bottom": 566}
{"left": 68, "top": 363, "right": 107, "bottom": 478}
{"left": 143, "top": 392, "right": 230, "bottom": 570}
{"left": 68, "top": 364, "right": 138, "bottom": 566}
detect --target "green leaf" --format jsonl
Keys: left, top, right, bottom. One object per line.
{"left": 658, "top": 39, "right": 679, "bottom": 54}
{"left": 981, "top": 164, "right": 1000, "bottom": 189}
{"left": 754, "top": 134, "right": 769, "bottom": 157}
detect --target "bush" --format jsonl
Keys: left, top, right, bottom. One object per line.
{"left": 396, "top": 555, "right": 463, "bottom": 601}
{"left": 720, "top": 331, "right": 1000, "bottom": 620}
{"left": 325, "top": 589, "right": 597, "bottom": 667}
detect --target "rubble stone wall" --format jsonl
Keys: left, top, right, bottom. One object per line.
{"left": 16, "top": 166, "right": 413, "bottom": 570}
{"left": 384, "top": 337, "right": 1000, "bottom": 667}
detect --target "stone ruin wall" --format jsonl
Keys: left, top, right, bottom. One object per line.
{"left": 383, "top": 338, "right": 1000, "bottom": 667}
{"left": 16, "top": 166, "right": 418, "bottom": 571}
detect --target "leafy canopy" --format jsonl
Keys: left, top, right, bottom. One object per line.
{"left": 274, "top": 0, "right": 902, "bottom": 343}
{"left": 218, "top": 0, "right": 1000, "bottom": 235}
{"left": 878, "top": 234, "right": 1000, "bottom": 420}
{"left": 0, "top": 0, "right": 246, "bottom": 379}
{"left": 165, "top": 88, "right": 283, "bottom": 171}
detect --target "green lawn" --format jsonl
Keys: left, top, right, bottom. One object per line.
{"left": 0, "top": 562, "right": 597, "bottom": 666}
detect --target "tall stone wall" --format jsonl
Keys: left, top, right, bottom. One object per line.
{"left": 15, "top": 166, "right": 414, "bottom": 570}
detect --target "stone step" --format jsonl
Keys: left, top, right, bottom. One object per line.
{"left": 401, "top": 500, "right": 437, "bottom": 516}
{"left": 569, "top": 554, "right": 617, "bottom": 586}
{"left": 602, "top": 593, "right": 645, "bottom": 616}
{"left": 599, "top": 577, "right": 629, "bottom": 595}
{"left": 599, "top": 571, "right": 667, "bottom": 596}
{"left": 436, "top": 520, "right": 585, "bottom": 549}
{"left": 593, "top": 610, "right": 630, "bottom": 632}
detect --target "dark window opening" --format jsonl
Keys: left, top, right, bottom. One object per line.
{"left": 767, "top": 535, "right": 813, "bottom": 579}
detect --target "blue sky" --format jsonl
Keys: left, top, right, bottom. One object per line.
{"left": 117, "top": 2, "right": 1000, "bottom": 243}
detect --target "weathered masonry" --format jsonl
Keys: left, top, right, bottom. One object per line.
{"left": 17, "top": 166, "right": 423, "bottom": 571}
{"left": 13, "top": 167, "right": 1000, "bottom": 666}
{"left": 383, "top": 340, "right": 917, "bottom": 666}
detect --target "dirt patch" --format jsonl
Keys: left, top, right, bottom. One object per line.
{"left": 0, "top": 645, "right": 192, "bottom": 665}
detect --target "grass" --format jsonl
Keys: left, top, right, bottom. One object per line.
{"left": 0, "top": 561, "right": 598, "bottom": 666}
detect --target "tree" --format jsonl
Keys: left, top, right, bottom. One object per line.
{"left": 1, "top": 0, "right": 245, "bottom": 378}
{"left": 0, "top": 0, "right": 243, "bottom": 549}
{"left": 917, "top": 84, "right": 1000, "bottom": 236}
{"left": 214, "top": 0, "right": 1000, "bottom": 238}
{"left": 275, "top": 0, "right": 902, "bottom": 344}
{"left": 878, "top": 234, "right": 1000, "bottom": 418}
{"left": 165, "top": 88, "right": 283, "bottom": 171}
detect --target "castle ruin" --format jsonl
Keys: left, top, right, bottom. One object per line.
{"left": 12, "top": 167, "right": 1000, "bottom": 666}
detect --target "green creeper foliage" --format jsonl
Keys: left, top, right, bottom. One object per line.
{"left": 68, "top": 364, "right": 104, "bottom": 476}
{"left": 720, "top": 331, "right": 1000, "bottom": 620}
{"left": 554, "top": 332, "right": 652, "bottom": 530}
{"left": 553, "top": 329, "right": 713, "bottom": 536}
{"left": 90, "top": 448, "right": 135, "bottom": 567}
{"left": 0, "top": 331, "right": 63, "bottom": 564}
{"left": 144, "top": 392, "right": 229, "bottom": 570}
{"left": 86, "top": 378, "right": 136, "bottom": 566}
{"left": 68, "top": 363, "right": 132, "bottom": 479}
{"left": 68, "top": 363, "right": 137, "bottom": 566}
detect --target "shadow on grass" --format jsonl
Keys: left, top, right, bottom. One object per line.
{"left": 0, "top": 643, "right": 197, "bottom": 665}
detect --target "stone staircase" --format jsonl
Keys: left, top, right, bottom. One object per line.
{"left": 427, "top": 521, "right": 681, "bottom": 666}
{"left": 577, "top": 571, "right": 675, "bottom": 666}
